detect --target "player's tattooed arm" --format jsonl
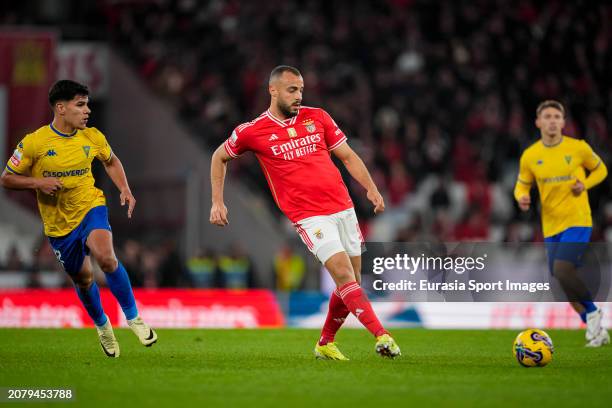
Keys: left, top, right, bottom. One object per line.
{"left": 332, "top": 142, "right": 385, "bottom": 214}
{"left": 210, "top": 144, "right": 232, "bottom": 226}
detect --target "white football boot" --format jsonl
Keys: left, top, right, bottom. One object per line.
{"left": 128, "top": 316, "right": 158, "bottom": 347}
{"left": 96, "top": 315, "right": 120, "bottom": 358}
{"left": 585, "top": 309, "right": 610, "bottom": 347}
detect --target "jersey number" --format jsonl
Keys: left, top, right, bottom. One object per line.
{"left": 53, "top": 249, "right": 66, "bottom": 270}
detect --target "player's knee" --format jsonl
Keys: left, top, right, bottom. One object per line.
{"left": 332, "top": 266, "right": 355, "bottom": 286}
{"left": 98, "top": 255, "right": 118, "bottom": 273}
{"left": 553, "top": 261, "right": 575, "bottom": 281}
{"left": 74, "top": 273, "right": 94, "bottom": 288}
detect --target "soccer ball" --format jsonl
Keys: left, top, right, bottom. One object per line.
{"left": 513, "top": 329, "right": 554, "bottom": 367}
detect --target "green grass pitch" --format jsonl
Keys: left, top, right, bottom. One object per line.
{"left": 0, "top": 328, "right": 610, "bottom": 407}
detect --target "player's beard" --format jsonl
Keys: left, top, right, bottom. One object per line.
{"left": 277, "top": 100, "right": 298, "bottom": 118}
{"left": 545, "top": 127, "right": 561, "bottom": 139}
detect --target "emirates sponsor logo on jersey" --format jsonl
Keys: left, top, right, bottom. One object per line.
{"left": 270, "top": 133, "right": 322, "bottom": 161}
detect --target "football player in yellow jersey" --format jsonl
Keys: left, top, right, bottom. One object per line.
{"left": 0, "top": 80, "right": 157, "bottom": 357}
{"left": 514, "top": 100, "right": 609, "bottom": 347}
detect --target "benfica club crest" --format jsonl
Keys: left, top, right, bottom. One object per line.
{"left": 303, "top": 119, "right": 316, "bottom": 133}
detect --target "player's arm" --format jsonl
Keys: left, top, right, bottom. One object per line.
{"left": 573, "top": 142, "right": 608, "bottom": 195}
{"left": 514, "top": 153, "right": 534, "bottom": 211}
{"left": 210, "top": 144, "right": 233, "bottom": 226}
{"left": 102, "top": 154, "right": 136, "bottom": 218}
{"left": 332, "top": 142, "right": 385, "bottom": 214}
{"left": 584, "top": 161, "right": 608, "bottom": 189}
{"left": 0, "top": 170, "right": 62, "bottom": 195}
{"left": 1, "top": 136, "right": 61, "bottom": 195}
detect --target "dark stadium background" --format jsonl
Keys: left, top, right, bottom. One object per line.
{"left": 0, "top": 0, "right": 610, "bottom": 302}
{"left": 1, "top": 3, "right": 611, "bottom": 407}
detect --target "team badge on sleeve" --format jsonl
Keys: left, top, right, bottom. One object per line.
{"left": 10, "top": 149, "right": 22, "bottom": 166}
{"left": 229, "top": 130, "right": 238, "bottom": 147}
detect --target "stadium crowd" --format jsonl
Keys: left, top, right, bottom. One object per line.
{"left": 2, "top": 0, "right": 612, "bottom": 289}
{"left": 0, "top": 237, "right": 310, "bottom": 290}
{"left": 104, "top": 0, "right": 612, "bottom": 241}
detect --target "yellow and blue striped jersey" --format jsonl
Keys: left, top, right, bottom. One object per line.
{"left": 5, "top": 124, "right": 113, "bottom": 237}
{"left": 514, "top": 136, "right": 606, "bottom": 238}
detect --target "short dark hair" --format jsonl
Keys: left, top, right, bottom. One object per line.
{"left": 49, "top": 80, "right": 89, "bottom": 107}
{"left": 536, "top": 100, "right": 565, "bottom": 117}
{"left": 269, "top": 65, "right": 302, "bottom": 83}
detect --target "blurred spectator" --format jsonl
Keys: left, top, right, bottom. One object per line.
{"left": 32, "top": 238, "right": 64, "bottom": 272}
{"left": 430, "top": 178, "right": 451, "bottom": 211}
{"left": 186, "top": 247, "right": 219, "bottom": 288}
{"left": 29, "top": 237, "right": 69, "bottom": 288}
{"left": 140, "top": 245, "right": 163, "bottom": 288}
{"left": 274, "top": 245, "right": 306, "bottom": 291}
{"left": 120, "top": 239, "right": 145, "bottom": 287}
{"left": 432, "top": 210, "right": 455, "bottom": 242}
{"left": 217, "top": 242, "right": 256, "bottom": 289}
{"left": 454, "top": 209, "right": 490, "bottom": 241}
{"left": 5, "top": 244, "right": 24, "bottom": 271}
{"left": 158, "top": 239, "right": 187, "bottom": 287}
{"left": 466, "top": 178, "right": 492, "bottom": 217}
{"left": 387, "top": 161, "right": 413, "bottom": 205}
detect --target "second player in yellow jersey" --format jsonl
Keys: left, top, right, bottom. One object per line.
{"left": 514, "top": 100, "right": 608, "bottom": 348}
{"left": 6, "top": 124, "right": 112, "bottom": 237}
{"left": 1, "top": 79, "right": 156, "bottom": 357}
{"left": 514, "top": 135, "right": 604, "bottom": 238}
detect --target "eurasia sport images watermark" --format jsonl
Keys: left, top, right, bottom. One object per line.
{"left": 370, "top": 254, "right": 551, "bottom": 293}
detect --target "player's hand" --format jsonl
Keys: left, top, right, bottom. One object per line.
{"left": 210, "top": 202, "right": 229, "bottom": 226}
{"left": 367, "top": 189, "right": 385, "bottom": 214}
{"left": 120, "top": 190, "right": 136, "bottom": 218}
{"left": 36, "top": 177, "right": 62, "bottom": 196}
{"left": 518, "top": 195, "right": 530, "bottom": 211}
{"left": 571, "top": 179, "right": 585, "bottom": 196}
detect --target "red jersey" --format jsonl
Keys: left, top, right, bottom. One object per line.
{"left": 224, "top": 106, "right": 353, "bottom": 222}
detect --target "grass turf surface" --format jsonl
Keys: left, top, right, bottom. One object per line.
{"left": 0, "top": 328, "right": 610, "bottom": 407}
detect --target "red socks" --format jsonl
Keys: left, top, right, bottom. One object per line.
{"left": 318, "top": 282, "right": 389, "bottom": 345}
{"left": 339, "top": 281, "right": 388, "bottom": 338}
{"left": 318, "top": 289, "right": 350, "bottom": 345}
